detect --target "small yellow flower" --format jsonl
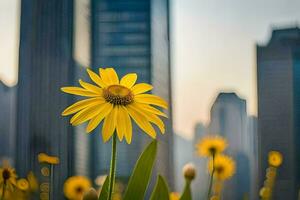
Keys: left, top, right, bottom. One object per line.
{"left": 64, "top": 176, "right": 91, "bottom": 200}
{"left": 38, "top": 153, "right": 60, "bottom": 165}
{"left": 209, "top": 154, "right": 236, "bottom": 180}
{"left": 196, "top": 135, "right": 227, "bottom": 157}
{"left": 17, "top": 178, "right": 29, "bottom": 191}
{"left": 210, "top": 195, "right": 220, "bottom": 200}
{"left": 268, "top": 151, "right": 282, "bottom": 167}
{"left": 61, "top": 67, "right": 168, "bottom": 144}
{"left": 169, "top": 192, "right": 180, "bottom": 200}
{"left": 259, "top": 187, "right": 271, "bottom": 198}
{"left": 0, "top": 162, "right": 17, "bottom": 191}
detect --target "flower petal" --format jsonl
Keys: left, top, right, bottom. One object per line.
{"left": 99, "top": 68, "right": 119, "bottom": 85}
{"left": 116, "top": 106, "right": 132, "bottom": 143}
{"left": 86, "top": 103, "right": 113, "bottom": 133}
{"left": 62, "top": 97, "right": 104, "bottom": 116}
{"left": 102, "top": 106, "right": 118, "bottom": 142}
{"left": 134, "top": 94, "right": 168, "bottom": 109}
{"left": 120, "top": 73, "right": 137, "bottom": 88}
{"left": 61, "top": 87, "right": 100, "bottom": 97}
{"left": 131, "top": 83, "right": 153, "bottom": 95}
{"left": 79, "top": 79, "right": 102, "bottom": 94}
{"left": 86, "top": 68, "right": 106, "bottom": 88}
{"left": 127, "top": 106, "right": 156, "bottom": 138}
{"left": 129, "top": 103, "right": 165, "bottom": 134}
{"left": 136, "top": 103, "right": 168, "bottom": 118}
{"left": 71, "top": 102, "right": 107, "bottom": 126}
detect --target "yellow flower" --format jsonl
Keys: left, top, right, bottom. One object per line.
{"left": 259, "top": 187, "right": 271, "bottom": 198}
{"left": 17, "top": 178, "right": 29, "bottom": 191}
{"left": 64, "top": 176, "right": 91, "bottom": 200}
{"left": 169, "top": 192, "right": 180, "bottom": 200}
{"left": 38, "top": 153, "right": 60, "bottom": 165}
{"left": 196, "top": 135, "right": 228, "bottom": 157}
{"left": 210, "top": 196, "right": 220, "bottom": 200}
{"left": 61, "top": 67, "right": 168, "bottom": 144}
{"left": 268, "top": 151, "right": 282, "bottom": 167}
{"left": 209, "top": 154, "right": 236, "bottom": 180}
{"left": 27, "top": 171, "right": 38, "bottom": 192}
{"left": 0, "top": 162, "right": 17, "bottom": 191}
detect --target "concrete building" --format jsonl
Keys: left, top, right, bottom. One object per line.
{"left": 257, "top": 27, "right": 300, "bottom": 200}
{"left": 90, "top": 0, "right": 174, "bottom": 187}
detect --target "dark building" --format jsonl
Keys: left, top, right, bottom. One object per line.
{"left": 90, "top": 0, "right": 174, "bottom": 187}
{"left": 16, "top": 0, "right": 75, "bottom": 199}
{"left": 257, "top": 27, "right": 300, "bottom": 200}
{"left": 0, "top": 81, "right": 16, "bottom": 163}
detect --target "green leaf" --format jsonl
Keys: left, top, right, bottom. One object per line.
{"left": 180, "top": 180, "right": 192, "bottom": 200}
{"left": 123, "top": 140, "right": 158, "bottom": 200}
{"left": 98, "top": 176, "right": 109, "bottom": 200}
{"left": 150, "top": 175, "right": 170, "bottom": 200}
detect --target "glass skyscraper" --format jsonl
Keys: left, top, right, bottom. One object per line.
{"left": 257, "top": 27, "right": 300, "bottom": 200}
{"left": 90, "top": 0, "right": 174, "bottom": 187}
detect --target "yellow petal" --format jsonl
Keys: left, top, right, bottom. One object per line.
{"left": 102, "top": 106, "right": 118, "bottom": 142}
{"left": 129, "top": 103, "right": 165, "bottom": 134}
{"left": 87, "top": 68, "right": 106, "bottom": 88}
{"left": 120, "top": 73, "right": 137, "bottom": 88}
{"left": 86, "top": 103, "right": 113, "bottom": 133}
{"left": 127, "top": 106, "right": 156, "bottom": 138}
{"left": 106, "top": 68, "right": 119, "bottom": 84}
{"left": 134, "top": 94, "right": 168, "bottom": 109}
{"left": 137, "top": 103, "right": 168, "bottom": 118}
{"left": 79, "top": 79, "right": 102, "bottom": 94}
{"left": 62, "top": 97, "right": 104, "bottom": 116}
{"left": 131, "top": 83, "right": 153, "bottom": 95}
{"left": 61, "top": 87, "right": 100, "bottom": 97}
{"left": 116, "top": 106, "right": 132, "bottom": 143}
{"left": 71, "top": 102, "right": 106, "bottom": 126}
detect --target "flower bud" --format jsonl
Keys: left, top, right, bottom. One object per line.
{"left": 183, "top": 163, "right": 196, "bottom": 181}
{"left": 82, "top": 188, "right": 98, "bottom": 200}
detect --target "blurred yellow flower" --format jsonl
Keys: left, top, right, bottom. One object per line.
{"left": 17, "top": 178, "right": 29, "bottom": 191}
{"left": 268, "top": 151, "right": 282, "bottom": 167}
{"left": 210, "top": 195, "right": 220, "bottom": 200}
{"left": 259, "top": 187, "right": 271, "bottom": 198}
{"left": 38, "top": 153, "right": 60, "bottom": 165}
{"left": 209, "top": 154, "right": 236, "bottom": 180}
{"left": 27, "top": 171, "right": 38, "bottom": 192}
{"left": 0, "top": 162, "right": 17, "bottom": 191}
{"left": 63, "top": 176, "right": 91, "bottom": 200}
{"left": 196, "top": 135, "right": 227, "bottom": 157}
{"left": 61, "top": 67, "right": 168, "bottom": 144}
{"left": 169, "top": 192, "right": 180, "bottom": 200}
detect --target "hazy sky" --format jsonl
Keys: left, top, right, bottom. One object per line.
{"left": 171, "top": 0, "right": 300, "bottom": 138}
{"left": 1, "top": 0, "right": 300, "bottom": 139}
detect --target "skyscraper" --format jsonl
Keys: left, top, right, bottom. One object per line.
{"left": 208, "top": 92, "right": 251, "bottom": 200}
{"left": 257, "top": 27, "right": 300, "bottom": 200}
{"left": 0, "top": 81, "right": 16, "bottom": 163}
{"left": 90, "top": 0, "right": 174, "bottom": 186}
{"left": 16, "top": 1, "right": 75, "bottom": 199}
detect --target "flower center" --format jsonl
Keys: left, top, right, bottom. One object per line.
{"left": 215, "top": 166, "right": 224, "bottom": 174}
{"left": 75, "top": 186, "right": 84, "bottom": 194}
{"left": 2, "top": 169, "right": 11, "bottom": 180}
{"left": 103, "top": 85, "right": 133, "bottom": 106}
{"left": 209, "top": 147, "right": 217, "bottom": 155}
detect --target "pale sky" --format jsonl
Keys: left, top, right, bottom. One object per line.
{"left": 1, "top": 0, "right": 300, "bottom": 139}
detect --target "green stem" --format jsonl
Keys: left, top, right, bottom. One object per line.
{"left": 207, "top": 154, "right": 215, "bottom": 200}
{"left": 108, "top": 133, "right": 117, "bottom": 200}
{"left": 1, "top": 182, "right": 6, "bottom": 200}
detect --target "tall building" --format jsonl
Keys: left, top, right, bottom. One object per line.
{"left": 16, "top": 1, "right": 76, "bottom": 199}
{"left": 0, "top": 81, "right": 16, "bottom": 163}
{"left": 257, "top": 27, "right": 300, "bottom": 200}
{"left": 208, "top": 92, "right": 251, "bottom": 200}
{"left": 90, "top": 0, "right": 174, "bottom": 187}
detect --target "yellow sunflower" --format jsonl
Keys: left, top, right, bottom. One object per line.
{"left": 63, "top": 176, "right": 91, "bottom": 200}
{"left": 169, "top": 192, "right": 180, "bottom": 200}
{"left": 17, "top": 178, "right": 29, "bottom": 191}
{"left": 208, "top": 154, "right": 236, "bottom": 180}
{"left": 61, "top": 67, "right": 168, "bottom": 144}
{"left": 196, "top": 135, "right": 228, "bottom": 157}
{"left": 0, "top": 162, "right": 17, "bottom": 192}
{"left": 268, "top": 151, "right": 282, "bottom": 167}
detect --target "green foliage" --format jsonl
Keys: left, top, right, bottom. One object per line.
{"left": 150, "top": 175, "right": 170, "bottom": 200}
{"left": 98, "top": 176, "right": 109, "bottom": 200}
{"left": 123, "top": 140, "right": 158, "bottom": 200}
{"left": 180, "top": 180, "right": 192, "bottom": 200}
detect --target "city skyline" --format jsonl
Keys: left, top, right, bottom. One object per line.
{"left": 2, "top": 0, "right": 300, "bottom": 139}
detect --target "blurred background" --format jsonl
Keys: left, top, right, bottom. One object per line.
{"left": 1, "top": 0, "right": 300, "bottom": 199}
